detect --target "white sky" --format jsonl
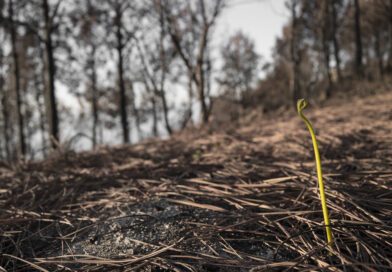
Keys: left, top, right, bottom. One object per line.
{"left": 218, "top": 0, "right": 289, "bottom": 63}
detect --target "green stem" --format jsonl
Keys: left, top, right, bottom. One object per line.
{"left": 297, "top": 99, "right": 333, "bottom": 246}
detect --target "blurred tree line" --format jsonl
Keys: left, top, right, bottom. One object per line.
{"left": 246, "top": 0, "right": 392, "bottom": 112}
{"left": 0, "top": 0, "right": 390, "bottom": 161}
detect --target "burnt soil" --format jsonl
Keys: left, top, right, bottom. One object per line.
{"left": 1, "top": 93, "right": 392, "bottom": 271}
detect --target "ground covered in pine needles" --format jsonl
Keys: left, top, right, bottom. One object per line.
{"left": 1, "top": 92, "right": 392, "bottom": 271}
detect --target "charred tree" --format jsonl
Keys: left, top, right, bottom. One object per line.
{"left": 321, "top": 0, "right": 332, "bottom": 98}
{"left": 159, "top": 0, "right": 224, "bottom": 124}
{"left": 42, "top": 0, "right": 59, "bottom": 149}
{"left": 157, "top": 2, "right": 172, "bottom": 134}
{"left": 386, "top": 0, "right": 392, "bottom": 71}
{"left": 8, "top": 0, "right": 26, "bottom": 157}
{"left": 289, "top": 0, "right": 301, "bottom": 109}
{"left": 331, "top": 0, "right": 342, "bottom": 82}
{"left": 374, "top": 29, "right": 384, "bottom": 78}
{"left": 151, "top": 96, "right": 158, "bottom": 137}
{"left": 114, "top": 3, "right": 129, "bottom": 144}
{"left": 0, "top": 87, "right": 11, "bottom": 160}
{"left": 90, "top": 44, "right": 99, "bottom": 149}
{"left": 354, "top": 0, "right": 363, "bottom": 76}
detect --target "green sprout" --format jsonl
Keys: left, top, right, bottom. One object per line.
{"left": 297, "top": 99, "right": 333, "bottom": 247}
{"left": 192, "top": 149, "right": 202, "bottom": 162}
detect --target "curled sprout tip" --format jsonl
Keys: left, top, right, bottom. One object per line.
{"left": 297, "top": 98, "right": 308, "bottom": 114}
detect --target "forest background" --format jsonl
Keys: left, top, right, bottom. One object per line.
{"left": 0, "top": 0, "right": 390, "bottom": 161}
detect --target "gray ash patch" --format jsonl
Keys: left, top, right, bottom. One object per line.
{"left": 59, "top": 199, "right": 222, "bottom": 257}
{"left": 54, "top": 198, "right": 282, "bottom": 270}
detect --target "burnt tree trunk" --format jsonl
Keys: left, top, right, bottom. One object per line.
{"left": 195, "top": 32, "right": 208, "bottom": 123}
{"left": 290, "top": 0, "right": 301, "bottom": 109}
{"left": 180, "top": 71, "right": 194, "bottom": 129}
{"left": 375, "top": 29, "right": 384, "bottom": 79}
{"left": 9, "top": 0, "right": 26, "bottom": 157}
{"left": 42, "top": 0, "right": 59, "bottom": 149}
{"left": 354, "top": 0, "right": 363, "bottom": 77}
{"left": 90, "top": 45, "right": 99, "bottom": 149}
{"left": 36, "top": 46, "right": 48, "bottom": 157}
{"left": 1, "top": 88, "right": 11, "bottom": 160}
{"left": 160, "top": 0, "right": 223, "bottom": 124}
{"left": 387, "top": 0, "right": 392, "bottom": 71}
{"left": 195, "top": 1, "right": 210, "bottom": 124}
{"left": 157, "top": 1, "right": 172, "bottom": 135}
{"left": 331, "top": 0, "right": 342, "bottom": 82}
{"left": 115, "top": 5, "right": 130, "bottom": 144}
{"left": 196, "top": 59, "right": 208, "bottom": 123}
{"left": 159, "top": 90, "right": 171, "bottom": 134}
{"left": 151, "top": 96, "right": 158, "bottom": 137}
{"left": 321, "top": 0, "right": 332, "bottom": 98}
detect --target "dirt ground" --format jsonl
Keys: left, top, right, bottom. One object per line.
{"left": 1, "top": 92, "right": 392, "bottom": 271}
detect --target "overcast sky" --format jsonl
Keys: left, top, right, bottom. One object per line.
{"left": 218, "top": 0, "right": 288, "bottom": 63}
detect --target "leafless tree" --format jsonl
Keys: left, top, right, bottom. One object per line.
{"left": 7, "top": 0, "right": 26, "bottom": 157}
{"left": 41, "top": 0, "right": 61, "bottom": 149}
{"left": 331, "top": 0, "right": 342, "bottom": 82}
{"left": 158, "top": 0, "right": 225, "bottom": 124}
{"left": 100, "top": 0, "right": 141, "bottom": 144}
{"left": 354, "top": 0, "right": 363, "bottom": 76}
{"left": 218, "top": 31, "right": 260, "bottom": 102}
{"left": 0, "top": 42, "right": 11, "bottom": 160}
{"left": 135, "top": 1, "right": 174, "bottom": 134}
{"left": 288, "top": 0, "right": 302, "bottom": 108}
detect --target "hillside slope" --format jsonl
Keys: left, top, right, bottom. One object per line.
{"left": 1, "top": 93, "right": 392, "bottom": 271}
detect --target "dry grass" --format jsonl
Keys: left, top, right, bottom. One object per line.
{"left": 1, "top": 92, "right": 392, "bottom": 271}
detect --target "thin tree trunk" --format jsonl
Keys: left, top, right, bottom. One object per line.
{"left": 157, "top": 1, "right": 172, "bottom": 135}
{"left": 181, "top": 71, "right": 194, "bottom": 129}
{"left": 142, "top": 81, "right": 158, "bottom": 137}
{"left": 375, "top": 29, "right": 384, "bottom": 79}
{"left": 90, "top": 45, "right": 98, "bottom": 149}
{"left": 180, "top": 73, "right": 193, "bottom": 129}
{"left": 9, "top": 0, "right": 26, "bottom": 157}
{"left": 203, "top": 51, "right": 213, "bottom": 114}
{"left": 354, "top": 0, "right": 363, "bottom": 76}
{"left": 34, "top": 80, "right": 47, "bottom": 158}
{"left": 0, "top": 130, "right": 2, "bottom": 158}
{"left": 1, "top": 89, "right": 11, "bottom": 160}
{"left": 159, "top": 91, "right": 171, "bottom": 133}
{"left": 322, "top": 38, "right": 332, "bottom": 98}
{"left": 158, "top": 78, "right": 171, "bottom": 136}
{"left": 37, "top": 47, "right": 48, "bottom": 158}
{"left": 290, "top": 1, "right": 301, "bottom": 109}
{"left": 331, "top": 0, "right": 342, "bottom": 81}
{"left": 115, "top": 6, "right": 129, "bottom": 144}
{"left": 196, "top": 68, "right": 208, "bottom": 123}
{"left": 0, "top": 50, "right": 7, "bottom": 159}
{"left": 387, "top": 0, "right": 392, "bottom": 71}
{"left": 151, "top": 96, "right": 158, "bottom": 137}
{"left": 388, "top": 25, "right": 392, "bottom": 72}
{"left": 321, "top": 0, "right": 332, "bottom": 98}
{"left": 130, "top": 84, "right": 141, "bottom": 140}
{"left": 158, "top": 0, "right": 214, "bottom": 124}
{"left": 196, "top": 28, "right": 209, "bottom": 124}
{"left": 42, "top": 0, "right": 59, "bottom": 149}
{"left": 195, "top": 0, "right": 220, "bottom": 123}
{"left": 99, "top": 123, "right": 103, "bottom": 145}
